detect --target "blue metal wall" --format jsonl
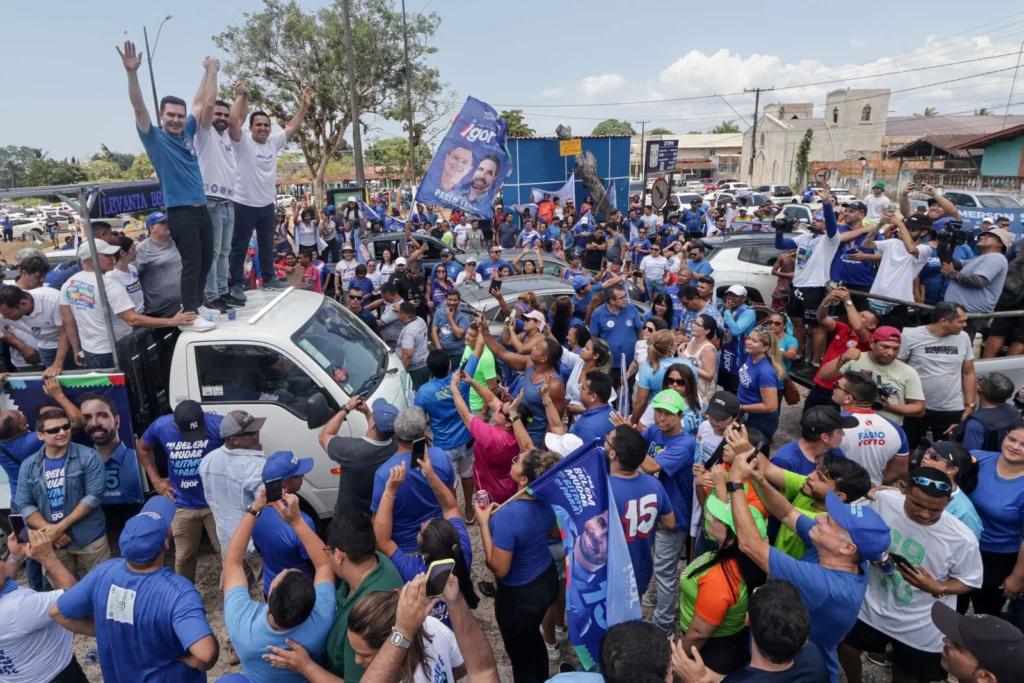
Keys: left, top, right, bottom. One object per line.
{"left": 502, "top": 136, "right": 631, "bottom": 218}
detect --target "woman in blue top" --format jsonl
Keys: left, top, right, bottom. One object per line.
{"left": 428, "top": 265, "right": 454, "bottom": 310}
{"left": 644, "top": 293, "right": 679, "bottom": 330}
{"left": 764, "top": 312, "right": 799, "bottom": 389}
{"left": 477, "top": 448, "right": 561, "bottom": 683}
{"left": 966, "top": 425, "right": 1024, "bottom": 617}
{"left": 372, "top": 458, "right": 479, "bottom": 628}
{"left": 737, "top": 326, "right": 785, "bottom": 447}
{"left": 631, "top": 329, "right": 696, "bottom": 425}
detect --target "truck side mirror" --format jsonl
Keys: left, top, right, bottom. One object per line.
{"left": 306, "top": 393, "right": 332, "bottom": 430}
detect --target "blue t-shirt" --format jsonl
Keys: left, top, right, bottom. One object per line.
{"left": 771, "top": 441, "right": 818, "bottom": 476}
{"left": 570, "top": 404, "right": 616, "bottom": 444}
{"left": 0, "top": 432, "right": 42, "bottom": 504}
{"left": 589, "top": 303, "right": 643, "bottom": 369}
{"left": 224, "top": 582, "right": 336, "bottom": 683}
{"left": 432, "top": 307, "right": 471, "bottom": 357}
{"left": 573, "top": 283, "right": 605, "bottom": 317}
{"left": 610, "top": 472, "right": 672, "bottom": 594}
{"left": 350, "top": 276, "right": 375, "bottom": 298}
{"left": 947, "top": 490, "right": 983, "bottom": 540}
{"left": 637, "top": 357, "right": 697, "bottom": 396}
{"left": 768, "top": 515, "right": 868, "bottom": 683}
{"left": 478, "top": 258, "right": 511, "bottom": 280}
{"left": 720, "top": 305, "right": 756, "bottom": 377}
{"left": 918, "top": 245, "right": 975, "bottom": 304}
{"left": 629, "top": 238, "right": 651, "bottom": 266}
{"left": 967, "top": 449, "right": 1024, "bottom": 553}
{"left": 56, "top": 559, "right": 213, "bottom": 683}
{"left": 142, "top": 413, "right": 225, "bottom": 510}
{"left": 737, "top": 356, "right": 779, "bottom": 411}
{"left": 724, "top": 643, "right": 828, "bottom": 682}
{"left": 371, "top": 449, "right": 456, "bottom": 553}
{"left": 497, "top": 222, "right": 519, "bottom": 249}
{"left": 830, "top": 225, "right": 877, "bottom": 287}
{"left": 642, "top": 426, "right": 696, "bottom": 529}
{"left": 137, "top": 115, "right": 206, "bottom": 207}
{"left": 252, "top": 506, "right": 316, "bottom": 597}
{"left": 44, "top": 454, "right": 67, "bottom": 522}
{"left": 388, "top": 518, "right": 472, "bottom": 628}
{"left": 414, "top": 356, "right": 479, "bottom": 451}
{"left": 687, "top": 259, "right": 713, "bottom": 276}
{"left": 490, "top": 498, "right": 556, "bottom": 586}
{"left": 778, "top": 333, "right": 799, "bottom": 387}
{"left": 103, "top": 443, "right": 144, "bottom": 504}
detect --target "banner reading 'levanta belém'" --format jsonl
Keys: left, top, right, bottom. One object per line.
{"left": 415, "top": 96, "right": 511, "bottom": 220}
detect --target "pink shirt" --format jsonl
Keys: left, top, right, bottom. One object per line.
{"left": 470, "top": 417, "right": 519, "bottom": 503}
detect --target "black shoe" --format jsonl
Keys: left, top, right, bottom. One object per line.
{"left": 215, "top": 296, "right": 241, "bottom": 308}
{"left": 226, "top": 287, "right": 247, "bottom": 305}
{"left": 476, "top": 580, "right": 497, "bottom": 599}
{"left": 204, "top": 297, "right": 229, "bottom": 313}
{"left": 865, "top": 649, "right": 892, "bottom": 667}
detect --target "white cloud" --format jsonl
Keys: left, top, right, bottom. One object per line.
{"left": 580, "top": 73, "right": 626, "bottom": 96}
{"left": 849, "top": 39, "right": 866, "bottom": 50}
{"left": 539, "top": 87, "right": 563, "bottom": 98}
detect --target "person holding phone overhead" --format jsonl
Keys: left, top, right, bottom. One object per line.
{"left": 370, "top": 407, "right": 456, "bottom": 554}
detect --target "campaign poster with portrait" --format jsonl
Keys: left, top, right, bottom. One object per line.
{"left": 1, "top": 375, "right": 144, "bottom": 504}
{"left": 415, "top": 96, "right": 512, "bottom": 219}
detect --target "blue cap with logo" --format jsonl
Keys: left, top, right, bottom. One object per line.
{"left": 262, "top": 450, "right": 314, "bottom": 482}
{"left": 145, "top": 211, "right": 168, "bottom": 228}
{"left": 326, "top": 204, "right": 336, "bottom": 215}
{"left": 119, "top": 495, "right": 176, "bottom": 562}
{"left": 372, "top": 398, "right": 399, "bottom": 434}
{"left": 824, "top": 491, "right": 891, "bottom": 561}
{"left": 571, "top": 275, "right": 590, "bottom": 291}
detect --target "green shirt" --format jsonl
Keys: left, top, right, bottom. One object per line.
{"left": 325, "top": 552, "right": 404, "bottom": 681}
{"left": 461, "top": 345, "right": 497, "bottom": 411}
{"left": 773, "top": 471, "right": 826, "bottom": 559}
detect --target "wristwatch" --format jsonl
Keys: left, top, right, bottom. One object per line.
{"left": 389, "top": 628, "right": 411, "bottom": 649}
{"left": 726, "top": 482, "right": 745, "bottom": 493}
{"left": 245, "top": 504, "right": 261, "bottom": 518}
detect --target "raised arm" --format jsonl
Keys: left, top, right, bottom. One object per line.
{"left": 117, "top": 41, "right": 151, "bottom": 133}
{"left": 284, "top": 86, "right": 312, "bottom": 140}
{"left": 419, "top": 453, "right": 460, "bottom": 520}
{"left": 277, "top": 493, "right": 333, "bottom": 583}
{"left": 193, "top": 57, "right": 219, "bottom": 130}
{"left": 923, "top": 184, "right": 961, "bottom": 221}
{"left": 475, "top": 313, "right": 529, "bottom": 371}
{"left": 228, "top": 80, "right": 248, "bottom": 143}
{"left": 223, "top": 486, "right": 265, "bottom": 592}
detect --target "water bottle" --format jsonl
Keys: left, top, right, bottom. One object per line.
{"left": 84, "top": 647, "right": 99, "bottom": 665}
{"left": 876, "top": 551, "right": 898, "bottom": 576}
{"left": 227, "top": 308, "right": 237, "bottom": 321}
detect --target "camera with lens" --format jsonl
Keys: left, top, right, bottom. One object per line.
{"left": 936, "top": 220, "right": 969, "bottom": 263}
{"left": 771, "top": 216, "right": 796, "bottom": 233}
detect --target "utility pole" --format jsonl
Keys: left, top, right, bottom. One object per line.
{"left": 141, "top": 16, "right": 172, "bottom": 129}
{"left": 401, "top": 0, "right": 417, "bottom": 195}
{"left": 744, "top": 87, "right": 773, "bottom": 183}
{"left": 636, "top": 120, "right": 650, "bottom": 207}
{"left": 341, "top": 0, "right": 365, "bottom": 187}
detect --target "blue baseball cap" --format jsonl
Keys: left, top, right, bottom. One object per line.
{"left": 119, "top": 495, "right": 176, "bottom": 562}
{"left": 813, "top": 211, "right": 825, "bottom": 221}
{"left": 824, "top": 491, "right": 891, "bottom": 562}
{"left": 372, "top": 398, "right": 399, "bottom": 434}
{"left": 262, "top": 450, "right": 314, "bottom": 483}
{"left": 326, "top": 204, "right": 336, "bottom": 215}
{"left": 145, "top": 211, "right": 168, "bottom": 228}
{"left": 571, "top": 275, "right": 590, "bottom": 291}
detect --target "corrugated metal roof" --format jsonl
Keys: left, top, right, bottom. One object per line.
{"left": 888, "top": 135, "right": 983, "bottom": 158}
{"left": 950, "top": 122, "right": 1024, "bottom": 149}
{"left": 757, "top": 114, "right": 1024, "bottom": 137}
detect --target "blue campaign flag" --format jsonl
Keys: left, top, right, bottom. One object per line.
{"left": 357, "top": 198, "right": 381, "bottom": 223}
{"left": 415, "top": 96, "right": 512, "bottom": 220}
{"left": 526, "top": 440, "right": 640, "bottom": 670}
{"left": 603, "top": 179, "right": 618, "bottom": 220}
{"left": 353, "top": 230, "right": 366, "bottom": 265}
{"left": 955, "top": 205, "right": 1024, "bottom": 235}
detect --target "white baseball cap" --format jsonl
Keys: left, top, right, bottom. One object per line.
{"left": 725, "top": 284, "right": 748, "bottom": 297}
{"left": 78, "top": 239, "right": 121, "bottom": 262}
{"left": 545, "top": 432, "right": 584, "bottom": 458}
{"left": 395, "top": 257, "right": 408, "bottom": 266}
{"left": 581, "top": 216, "right": 589, "bottom": 225}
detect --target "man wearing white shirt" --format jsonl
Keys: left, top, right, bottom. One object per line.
{"left": 191, "top": 58, "right": 237, "bottom": 313}
{"left": 0, "top": 283, "right": 69, "bottom": 376}
{"left": 60, "top": 241, "right": 194, "bottom": 368}
{"left": 838, "top": 469, "right": 982, "bottom": 683}
{"left": 858, "top": 213, "right": 934, "bottom": 330}
{"left": 227, "top": 81, "right": 311, "bottom": 300}
{"left": 639, "top": 244, "right": 669, "bottom": 295}
{"left": 863, "top": 182, "right": 890, "bottom": 223}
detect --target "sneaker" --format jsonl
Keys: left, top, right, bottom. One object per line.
{"left": 865, "top": 649, "right": 892, "bottom": 667}
{"left": 187, "top": 317, "right": 217, "bottom": 332}
{"left": 545, "top": 641, "right": 559, "bottom": 662}
{"left": 264, "top": 278, "right": 288, "bottom": 290}
{"left": 554, "top": 625, "right": 568, "bottom": 644}
{"left": 228, "top": 285, "right": 247, "bottom": 304}
{"left": 204, "top": 297, "right": 229, "bottom": 313}
{"left": 217, "top": 296, "right": 242, "bottom": 308}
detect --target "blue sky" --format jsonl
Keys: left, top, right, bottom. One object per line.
{"left": 5, "top": 0, "right": 1023, "bottom": 160}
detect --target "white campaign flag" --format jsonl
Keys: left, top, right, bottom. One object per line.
{"left": 531, "top": 172, "right": 576, "bottom": 205}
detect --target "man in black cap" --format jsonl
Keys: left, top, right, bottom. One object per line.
{"left": 770, "top": 405, "right": 858, "bottom": 477}
{"left": 932, "top": 601, "right": 1024, "bottom": 682}
{"left": 137, "top": 400, "right": 227, "bottom": 582}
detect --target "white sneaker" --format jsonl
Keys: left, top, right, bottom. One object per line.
{"left": 187, "top": 316, "right": 217, "bottom": 332}
{"left": 545, "top": 641, "right": 559, "bottom": 662}
{"left": 554, "top": 626, "right": 568, "bottom": 645}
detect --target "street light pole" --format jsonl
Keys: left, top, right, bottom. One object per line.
{"left": 143, "top": 15, "right": 172, "bottom": 128}
{"left": 400, "top": 0, "right": 416, "bottom": 189}
{"left": 341, "top": 0, "right": 365, "bottom": 187}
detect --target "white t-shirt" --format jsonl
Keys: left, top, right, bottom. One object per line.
{"left": 792, "top": 230, "right": 842, "bottom": 288}
{"left": 864, "top": 194, "right": 891, "bottom": 222}
{"left": 412, "top": 617, "right": 465, "bottom": 683}
{"left": 232, "top": 130, "right": 288, "bottom": 208}
{"left": 455, "top": 270, "right": 482, "bottom": 286}
{"left": 0, "top": 586, "right": 73, "bottom": 683}
{"left": 633, "top": 339, "right": 650, "bottom": 369}
{"left": 898, "top": 326, "right": 973, "bottom": 412}
{"left": 839, "top": 410, "right": 910, "bottom": 486}
{"left": 861, "top": 491, "right": 983, "bottom": 652}
{"left": 366, "top": 270, "right": 383, "bottom": 289}
{"left": 107, "top": 265, "right": 145, "bottom": 312}
{"left": 295, "top": 220, "right": 319, "bottom": 248}
{"left": 692, "top": 420, "right": 726, "bottom": 534}
{"left": 2, "top": 286, "right": 63, "bottom": 367}
{"left": 335, "top": 259, "right": 359, "bottom": 291}
{"left": 59, "top": 270, "right": 135, "bottom": 354}
{"left": 453, "top": 224, "right": 471, "bottom": 249}
{"left": 639, "top": 255, "right": 668, "bottom": 281}
{"left": 869, "top": 240, "right": 933, "bottom": 303}
{"left": 193, "top": 122, "right": 237, "bottom": 199}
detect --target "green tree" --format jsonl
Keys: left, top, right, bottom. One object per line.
{"left": 92, "top": 144, "right": 136, "bottom": 172}
{"left": 914, "top": 107, "right": 939, "bottom": 117}
{"left": 215, "top": 0, "right": 447, "bottom": 202}
{"left": 500, "top": 109, "right": 535, "bottom": 137}
{"left": 974, "top": 108, "right": 993, "bottom": 116}
{"left": 794, "top": 129, "right": 813, "bottom": 187}
{"left": 365, "top": 137, "right": 431, "bottom": 178}
{"left": 649, "top": 127, "right": 674, "bottom": 135}
{"left": 0, "top": 146, "right": 45, "bottom": 187}
{"left": 84, "top": 160, "right": 126, "bottom": 182}
{"left": 24, "top": 159, "right": 86, "bottom": 187}
{"left": 591, "top": 119, "right": 636, "bottom": 136}
{"left": 128, "top": 153, "right": 155, "bottom": 180}
{"left": 711, "top": 120, "right": 741, "bottom": 134}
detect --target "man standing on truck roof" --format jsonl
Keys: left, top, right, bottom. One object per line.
{"left": 117, "top": 42, "right": 216, "bottom": 331}
{"left": 137, "top": 400, "right": 225, "bottom": 583}
{"left": 78, "top": 392, "right": 143, "bottom": 505}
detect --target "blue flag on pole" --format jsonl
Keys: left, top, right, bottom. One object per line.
{"left": 605, "top": 178, "right": 617, "bottom": 217}
{"left": 357, "top": 199, "right": 381, "bottom": 222}
{"left": 526, "top": 440, "right": 641, "bottom": 670}
{"left": 415, "top": 96, "right": 511, "bottom": 220}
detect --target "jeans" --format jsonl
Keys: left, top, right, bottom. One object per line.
{"left": 646, "top": 278, "right": 666, "bottom": 296}
{"left": 2, "top": 228, "right": 12, "bottom": 243}
{"left": 166, "top": 204, "right": 214, "bottom": 313}
{"left": 83, "top": 352, "right": 114, "bottom": 369}
{"left": 230, "top": 202, "right": 276, "bottom": 286}
{"left": 204, "top": 198, "right": 234, "bottom": 300}
{"left": 37, "top": 346, "right": 58, "bottom": 367}
{"left": 495, "top": 562, "right": 558, "bottom": 683}
{"left": 26, "top": 557, "right": 52, "bottom": 592}
{"left": 651, "top": 527, "right": 687, "bottom": 631}
{"left": 902, "top": 409, "right": 962, "bottom": 449}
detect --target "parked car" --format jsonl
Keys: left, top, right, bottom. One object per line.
{"left": 718, "top": 182, "right": 752, "bottom": 194}
{"left": 830, "top": 188, "right": 855, "bottom": 203}
{"left": 702, "top": 233, "right": 790, "bottom": 304}
{"left": 680, "top": 180, "right": 706, "bottom": 193}
{"left": 780, "top": 203, "right": 815, "bottom": 225}
{"left": 756, "top": 184, "right": 794, "bottom": 200}
{"left": 940, "top": 190, "right": 1023, "bottom": 209}
{"left": 736, "top": 193, "right": 771, "bottom": 208}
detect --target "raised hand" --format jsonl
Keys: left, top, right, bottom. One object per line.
{"left": 385, "top": 461, "right": 407, "bottom": 494}
{"left": 301, "top": 86, "right": 312, "bottom": 107}
{"left": 116, "top": 41, "right": 143, "bottom": 72}
{"left": 234, "top": 80, "right": 248, "bottom": 97}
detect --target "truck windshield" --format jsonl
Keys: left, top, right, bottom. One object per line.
{"left": 292, "top": 298, "right": 389, "bottom": 397}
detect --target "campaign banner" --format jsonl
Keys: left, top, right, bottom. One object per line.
{"left": 955, "top": 206, "right": 1024, "bottom": 235}
{"left": 357, "top": 198, "right": 381, "bottom": 223}
{"left": 416, "top": 96, "right": 512, "bottom": 219}
{"left": 1, "top": 375, "right": 144, "bottom": 504}
{"left": 87, "top": 182, "right": 163, "bottom": 218}
{"left": 645, "top": 139, "right": 679, "bottom": 174}
{"left": 526, "top": 440, "right": 641, "bottom": 670}
{"left": 530, "top": 172, "right": 577, "bottom": 206}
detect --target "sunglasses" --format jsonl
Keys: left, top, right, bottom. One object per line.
{"left": 643, "top": 326, "right": 656, "bottom": 333}
{"left": 765, "top": 319, "right": 784, "bottom": 326}
{"left": 42, "top": 423, "right": 72, "bottom": 435}
{"left": 910, "top": 476, "right": 952, "bottom": 492}
{"left": 348, "top": 294, "right": 363, "bottom": 300}
{"left": 666, "top": 376, "right": 687, "bottom": 386}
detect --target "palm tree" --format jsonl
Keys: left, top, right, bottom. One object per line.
{"left": 923, "top": 107, "right": 938, "bottom": 117}
{"left": 711, "top": 120, "right": 741, "bottom": 134}
{"left": 974, "top": 108, "right": 993, "bottom": 116}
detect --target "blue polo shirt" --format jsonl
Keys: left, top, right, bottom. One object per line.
{"left": 478, "top": 258, "right": 511, "bottom": 280}
{"left": 641, "top": 426, "right": 695, "bottom": 530}
{"left": 101, "top": 442, "right": 144, "bottom": 504}
{"left": 252, "top": 506, "right": 316, "bottom": 598}
{"left": 370, "top": 448, "right": 456, "bottom": 553}
{"left": 137, "top": 115, "right": 206, "bottom": 207}
{"left": 413, "top": 355, "right": 480, "bottom": 451}
{"left": 569, "top": 404, "right": 616, "bottom": 443}
{"left": 589, "top": 303, "right": 643, "bottom": 369}
{"left": 0, "top": 432, "right": 42, "bottom": 505}
{"left": 572, "top": 283, "right": 604, "bottom": 316}
{"left": 142, "top": 413, "right": 225, "bottom": 510}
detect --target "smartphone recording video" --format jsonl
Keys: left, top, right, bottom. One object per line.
{"left": 411, "top": 438, "right": 427, "bottom": 468}
{"left": 265, "top": 478, "right": 284, "bottom": 504}
{"left": 426, "top": 558, "right": 456, "bottom": 599}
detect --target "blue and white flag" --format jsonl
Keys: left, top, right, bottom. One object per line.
{"left": 604, "top": 178, "right": 617, "bottom": 218}
{"left": 357, "top": 198, "right": 381, "bottom": 222}
{"left": 526, "top": 440, "right": 641, "bottom": 670}
{"left": 530, "top": 172, "right": 577, "bottom": 206}
{"left": 415, "top": 96, "right": 511, "bottom": 220}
